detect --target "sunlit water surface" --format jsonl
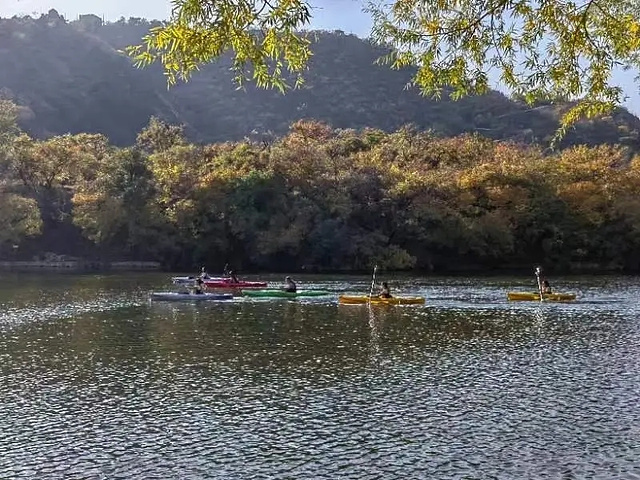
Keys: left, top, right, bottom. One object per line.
{"left": 1, "top": 272, "right": 639, "bottom": 479}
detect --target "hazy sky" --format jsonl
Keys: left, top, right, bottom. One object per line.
{"left": 2, "top": 0, "right": 638, "bottom": 114}
{"left": 0, "top": 0, "right": 370, "bottom": 32}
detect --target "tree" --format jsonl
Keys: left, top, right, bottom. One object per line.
{"left": 0, "top": 192, "right": 41, "bottom": 251}
{"left": 73, "top": 148, "right": 165, "bottom": 258}
{"left": 127, "top": 0, "right": 640, "bottom": 136}
{"left": 8, "top": 133, "right": 110, "bottom": 226}
{"left": 136, "top": 116, "right": 186, "bottom": 154}
{"left": 0, "top": 99, "right": 20, "bottom": 157}
{"left": 0, "top": 103, "right": 42, "bottom": 253}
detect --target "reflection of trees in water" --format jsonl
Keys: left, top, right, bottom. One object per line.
{"left": 340, "top": 304, "right": 613, "bottom": 362}
{"left": 4, "top": 296, "right": 624, "bottom": 381}
{"left": 167, "top": 301, "right": 370, "bottom": 372}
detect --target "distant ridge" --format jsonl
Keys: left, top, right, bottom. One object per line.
{"left": 1, "top": 10, "right": 639, "bottom": 150}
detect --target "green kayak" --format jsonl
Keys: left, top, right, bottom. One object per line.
{"left": 241, "top": 289, "right": 331, "bottom": 298}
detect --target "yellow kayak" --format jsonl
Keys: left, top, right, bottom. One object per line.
{"left": 507, "top": 292, "right": 576, "bottom": 302}
{"left": 339, "top": 295, "right": 425, "bottom": 305}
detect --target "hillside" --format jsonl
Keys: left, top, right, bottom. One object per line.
{"left": 1, "top": 11, "right": 639, "bottom": 149}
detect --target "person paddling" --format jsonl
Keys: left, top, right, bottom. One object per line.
{"left": 378, "top": 281, "right": 392, "bottom": 298}
{"left": 283, "top": 276, "right": 297, "bottom": 293}
{"left": 229, "top": 270, "right": 240, "bottom": 283}
{"left": 535, "top": 266, "right": 553, "bottom": 299}
{"left": 192, "top": 276, "right": 205, "bottom": 294}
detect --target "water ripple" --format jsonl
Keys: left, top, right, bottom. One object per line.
{"left": 1, "top": 273, "right": 640, "bottom": 478}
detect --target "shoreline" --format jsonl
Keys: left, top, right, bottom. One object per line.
{"left": 0, "top": 258, "right": 632, "bottom": 275}
{"left": 0, "top": 260, "right": 161, "bottom": 272}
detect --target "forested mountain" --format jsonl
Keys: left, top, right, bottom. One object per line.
{"left": 1, "top": 10, "right": 640, "bottom": 150}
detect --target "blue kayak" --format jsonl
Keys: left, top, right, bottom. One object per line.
{"left": 150, "top": 292, "right": 234, "bottom": 301}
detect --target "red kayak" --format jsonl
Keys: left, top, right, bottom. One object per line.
{"left": 203, "top": 279, "right": 268, "bottom": 289}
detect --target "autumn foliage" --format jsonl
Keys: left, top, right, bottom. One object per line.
{"left": 2, "top": 114, "right": 640, "bottom": 272}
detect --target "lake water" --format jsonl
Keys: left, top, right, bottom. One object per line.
{"left": 1, "top": 272, "right": 639, "bottom": 479}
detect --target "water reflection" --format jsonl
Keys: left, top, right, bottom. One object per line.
{"left": 0, "top": 273, "right": 639, "bottom": 478}
{"left": 367, "top": 304, "right": 381, "bottom": 365}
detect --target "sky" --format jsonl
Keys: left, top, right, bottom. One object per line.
{"left": 2, "top": 0, "right": 639, "bottom": 115}
{"left": 0, "top": 0, "right": 370, "bottom": 31}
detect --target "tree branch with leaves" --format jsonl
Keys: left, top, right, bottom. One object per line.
{"left": 126, "top": 0, "right": 313, "bottom": 91}
{"left": 126, "top": 0, "right": 640, "bottom": 137}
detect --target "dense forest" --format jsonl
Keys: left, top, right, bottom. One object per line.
{"left": 1, "top": 97, "right": 639, "bottom": 273}
{"left": 1, "top": 11, "right": 640, "bottom": 151}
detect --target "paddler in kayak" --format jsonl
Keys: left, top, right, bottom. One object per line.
{"left": 535, "top": 266, "right": 553, "bottom": 294}
{"left": 283, "top": 276, "right": 297, "bottom": 293}
{"left": 228, "top": 270, "right": 240, "bottom": 283}
{"left": 378, "top": 281, "right": 392, "bottom": 298}
{"left": 192, "top": 276, "right": 205, "bottom": 294}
